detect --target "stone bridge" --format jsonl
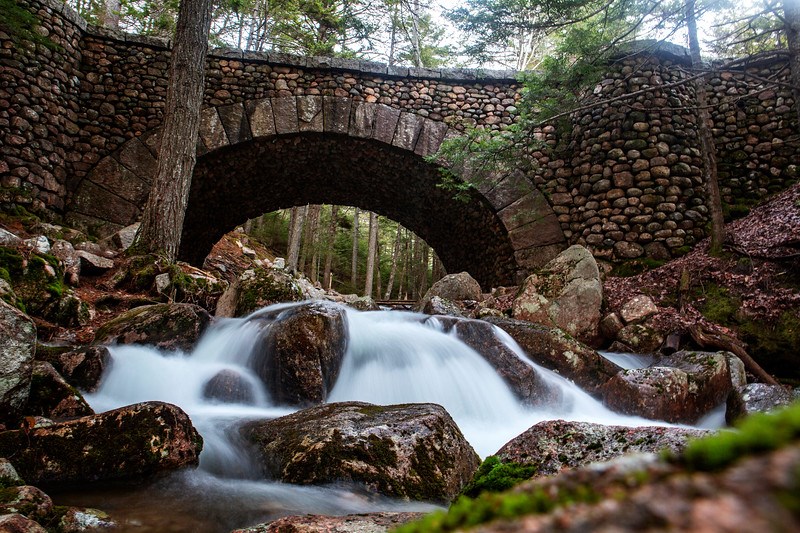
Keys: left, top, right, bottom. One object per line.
{"left": 3, "top": 0, "right": 799, "bottom": 287}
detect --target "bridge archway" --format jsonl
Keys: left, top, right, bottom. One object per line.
{"left": 67, "top": 97, "right": 566, "bottom": 287}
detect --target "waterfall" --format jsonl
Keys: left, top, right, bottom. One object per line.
{"left": 79, "top": 301, "right": 682, "bottom": 531}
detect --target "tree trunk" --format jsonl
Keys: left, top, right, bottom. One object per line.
{"left": 383, "top": 223, "right": 403, "bottom": 299}
{"left": 785, "top": 0, "right": 800, "bottom": 130}
{"left": 323, "top": 205, "right": 339, "bottom": 290}
{"left": 101, "top": 0, "right": 121, "bottom": 28}
{"left": 351, "top": 207, "right": 360, "bottom": 288}
{"left": 301, "top": 204, "right": 321, "bottom": 279}
{"left": 133, "top": 0, "right": 213, "bottom": 261}
{"left": 417, "top": 242, "right": 429, "bottom": 297}
{"left": 287, "top": 205, "right": 306, "bottom": 271}
{"left": 364, "top": 211, "right": 379, "bottom": 297}
{"left": 687, "top": 0, "right": 725, "bottom": 255}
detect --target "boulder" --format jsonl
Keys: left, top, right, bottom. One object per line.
{"left": 75, "top": 250, "right": 114, "bottom": 274}
{"left": 340, "top": 294, "right": 380, "bottom": 311}
{"left": 202, "top": 369, "right": 255, "bottom": 404}
{"left": 0, "top": 513, "right": 47, "bottom": 533}
{"left": 431, "top": 316, "right": 561, "bottom": 406}
{"left": 111, "top": 223, "right": 140, "bottom": 251}
{"left": 494, "top": 420, "right": 709, "bottom": 478}
{"left": 726, "top": 383, "right": 794, "bottom": 423}
{"left": 241, "top": 401, "right": 480, "bottom": 502}
{"left": 512, "top": 245, "right": 602, "bottom": 342}
{"left": 0, "top": 227, "right": 22, "bottom": 246}
{"left": 419, "top": 295, "right": 466, "bottom": 317}
{"left": 485, "top": 317, "right": 622, "bottom": 395}
{"left": 24, "top": 236, "right": 50, "bottom": 255}
{"left": 50, "top": 240, "right": 80, "bottom": 286}
{"left": 249, "top": 301, "right": 348, "bottom": 406}
{"left": 0, "top": 458, "right": 24, "bottom": 487}
{"left": 0, "top": 402, "right": 202, "bottom": 486}
{"left": 415, "top": 272, "right": 482, "bottom": 312}
{"left": 616, "top": 321, "right": 665, "bottom": 353}
{"left": 26, "top": 361, "right": 94, "bottom": 420}
{"left": 0, "top": 299, "right": 36, "bottom": 423}
{"left": 235, "top": 268, "right": 304, "bottom": 316}
{"left": 93, "top": 303, "right": 212, "bottom": 352}
{"left": 602, "top": 351, "right": 732, "bottom": 423}
{"left": 55, "top": 507, "right": 116, "bottom": 532}
{"left": 0, "top": 485, "right": 53, "bottom": 522}
{"left": 234, "top": 512, "right": 427, "bottom": 533}
{"left": 37, "top": 345, "right": 110, "bottom": 392}
{"left": 619, "top": 295, "right": 658, "bottom": 324}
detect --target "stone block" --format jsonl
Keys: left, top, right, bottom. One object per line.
{"left": 272, "top": 97, "right": 299, "bottom": 135}
{"left": 372, "top": 104, "right": 401, "bottom": 144}
{"left": 114, "top": 137, "right": 157, "bottom": 184}
{"left": 297, "top": 95, "right": 323, "bottom": 132}
{"left": 69, "top": 180, "right": 139, "bottom": 226}
{"left": 247, "top": 99, "right": 276, "bottom": 137}
{"left": 483, "top": 170, "right": 535, "bottom": 211}
{"left": 508, "top": 213, "right": 565, "bottom": 249}
{"left": 414, "top": 119, "right": 449, "bottom": 157}
{"left": 86, "top": 157, "right": 150, "bottom": 205}
{"left": 217, "top": 103, "right": 251, "bottom": 144}
{"left": 198, "top": 107, "right": 229, "bottom": 151}
{"left": 349, "top": 101, "right": 377, "bottom": 138}
{"left": 323, "top": 96, "right": 352, "bottom": 134}
{"left": 497, "top": 191, "right": 552, "bottom": 231}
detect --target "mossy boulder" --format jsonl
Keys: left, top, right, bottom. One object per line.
{"left": 0, "top": 458, "right": 24, "bottom": 488}
{"left": 93, "top": 303, "right": 212, "bottom": 352}
{"left": 0, "top": 402, "right": 202, "bottom": 486}
{"left": 36, "top": 345, "right": 110, "bottom": 393}
{"left": 26, "top": 362, "right": 94, "bottom": 420}
{"left": 431, "top": 316, "right": 561, "bottom": 407}
{"left": 0, "top": 485, "right": 53, "bottom": 522}
{"left": 415, "top": 272, "right": 483, "bottom": 313}
{"left": 512, "top": 245, "right": 602, "bottom": 343}
{"left": 235, "top": 268, "right": 304, "bottom": 316}
{"left": 602, "top": 350, "right": 733, "bottom": 423}
{"left": 726, "top": 383, "right": 793, "bottom": 424}
{"left": 0, "top": 299, "right": 36, "bottom": 424}
{"left": 485, "top": 317, "right": 622, "bottom": 395}
{"left": 248, "top": 301, "right": 347, "bottom": 406}
{"left": 240, "top": 401, "right": 480, "bottom": 503}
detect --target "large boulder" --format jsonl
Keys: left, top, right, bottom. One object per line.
{"left": 0, "top": 402, "right": 202, "bottom": 486}
{"left": 431, "top": 316, "right": 561, "bottom": 406}
{"left": 485, "top": 317, "right": 621, "bottom": 395}
{"left": 93, "top": 303, "right": 212, "bottom": 352}
{"left": 0, "top": 299, "right": 36, "bottom": 423}
{"left": 415, "top": 272, "right": 482, "bottom": 313}
{"left": 0, "top": 485, "right": 53, "bottom": 522}
{"left": 494, "top": 420, "right": 709, "bottom": 478}
{"left": 248, "top": 301, "right": 348, "bottom": 406}
{"left": 202, "top": 369, "right": 256, "bottom": 404}
{"left": 241, "top": 401, "right": 480, "bottom": 503}
{"left": 602, "top": 351, "right": 733, "bottom": 423}
{"left": 234, "top": 512, "right": 427, "bottom": 533}
{"left": 0, "top": 513, "right": 47, "bottom": 532}
{"left": 26, "top": 361, "right": 94, "bottom": 420}
{"left": 235, "top": 268, "right": 304, "bottom": 316}
{"left": 512, "top": 245, "right": 602, "bottom": 342}
{"left": 726, "top": 383, "right": 794, "bottom": 423}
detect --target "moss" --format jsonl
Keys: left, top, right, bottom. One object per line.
{"left": 696, "top": 283, "right": 739, "bottom": 325}
{"left": 460, "top": 456, "right": 538, "bottom": 498}
{"left": 677, "top": 401, "right": 800, "bottom": 472}
{"left": 610, "top": 257, "right": 667, "bottom": 278}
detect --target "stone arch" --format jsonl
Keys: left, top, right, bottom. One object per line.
{"left": 66, "top": 96, "right": 566, "bottom": 287}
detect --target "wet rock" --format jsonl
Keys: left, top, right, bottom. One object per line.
{"left": 235, "top": 268, "right": 304, "bottom": 316}
{"left": 235, "top": 512, "right": 427, "bottom": 533}
{"left": 38, "top": 345, "right": 109, "bottom": 392}
{"left": 599, "top": 312, "right": 624, "bottom": 340}
{"left": 241, "top": 401, "right": 480, "bottom": 502}
{"left": 0, "top": 402, "right": 202, "bottom": 486}
{"left": 93, "top": 303, "right": 212, "bottom": 352}
{"left": 56, "top": 507, "right": 117, "bottom": 532}
{"left": 603, "top": 351, "right": 732, "bottom": 423}
{"left": 26, "top": 361, "right": 93, "bottom": 420}
{"left": 512, "top": 245, "right": 602, "bottom": 342}
{"left": 432, "top": 316, "right": 561, "bottom": 406}
{"left": 50, "top": 240, "right": 80, "bottom": 286}
{"left": 340, "top": 294, "right": 380, "bottom": 311}
{"left": 249, "top": 301, "right": 347, "bottom": 406}
{"left": 495, "top": 420, "right": 708, "bottom": 478}
{"left": 202, "top": 369, "right": 255, "bottom": 404}
{"left": 619, "top": 295, "right": 658, "bottom": 324}
{"left": 0, "top": 513, "right": 47, "bottom": 533}
{"left": 726, "top": 383, "right": 793, "bottom": 423}
{"left": 0, "top": 485, "right": 53, "bottom": 522}
{"left": 419, "top": 295, "right": 465, "bottom": 317}
{"left": 485, "top": 317, "right": 621, "bottom": 395}
{"left": 0, "top": 299, "right": 36, "bottom": 423}
{"left": 416, "top": 272, "right": 482, "bottom": 314}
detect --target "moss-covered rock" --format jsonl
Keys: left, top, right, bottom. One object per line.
{"left": 726, "top": 383, "right": 794, "bottom": 424}
{"left": 93, "top": 303, "right": 212, "bottom": 352}
{"left": 0, "top": 402, "right": 202, "bottom": 487}
{"left": 35, "top": 345, "right": 110, "bottom": 393}
{"left": 235, "top": 268, "right": 304, "bottom": 316}
{"left": 26, "top": 361, "right": 94, "bottom": 420}
{"left": 240, "top": 401, "right": 480, "bottom": 503}
{"left": 238, "top": 512, "right": 426, "bottom": 532}
{"left": 0, "top": 485, "right": 53, "bottom": 522}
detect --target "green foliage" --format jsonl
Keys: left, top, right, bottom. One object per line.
{"left": 0, "top": 0, "right": 60, "bottom": 50}
{"left": 678, "top": 401, "right": 800, "bottom": 472}
{"left": 610, "top": 257, "right": 667, "bottom": 277}
{"left": 460, "top": 456, "right": 538, "bottom": 498}
{"left": 696, "top": 282, "right": 739, "bottom": 325}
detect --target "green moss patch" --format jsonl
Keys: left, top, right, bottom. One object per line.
{"left": 460, "top": 456, "right": 537, "bottom": 498}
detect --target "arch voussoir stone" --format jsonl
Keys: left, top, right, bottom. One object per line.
{"left": 273, "top": 97, "right": 299, "bottom": 134}
{"left": 415, "top": 119, "right": 449, "bottom": 157}
{"left": 372, "top": 104, "right": 401, "bottom": 144}
{"left": 246, "top": 99, "right": 277, "bottom": 138}
{"left": 198, "top": 107, "right": 230, "bottom": 152}
{"left": 113, "top": 137, "right": 157, "bottom": 184}
{"left": 217, "top": 103, "right": 251, "bottom": 145}
{"left": 392, "top": 112, "right": 424, "bottom": 151}
{"left": 297, "top": 95, "right": 324, "bottom": 132}
{"left": 323, "top": 96, "right": 352, "bottom": 134}
{"left": 349, "top": 101, "right": 378, "bottom": 139}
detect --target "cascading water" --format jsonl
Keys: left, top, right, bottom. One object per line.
{"left": 72, "top": 302, "right": 685, "bottom": 532}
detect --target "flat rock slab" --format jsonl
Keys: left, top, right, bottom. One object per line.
{"left": 93, "top": 303, "right": 211, "bottom": 352}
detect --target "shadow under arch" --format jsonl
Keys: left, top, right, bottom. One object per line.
{"left": 178, "top": 133, "right": 518, "bottom": 288}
